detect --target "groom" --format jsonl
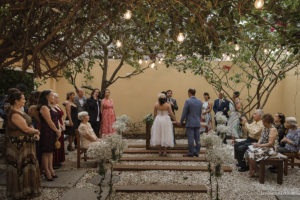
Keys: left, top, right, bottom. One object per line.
{"left": 180, "top": 89, "right": 203, "bottom": 157}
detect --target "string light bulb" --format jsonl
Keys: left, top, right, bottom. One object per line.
{"left": 177, "top": 32, "right": 185, "bottom": 42}
{"left": 124, "top": 10, "right": 132, "bottom": 20}
{"left": 150, "top": 63, "right": 155, "bottom": 68}
{"left": 158, "top": 60, "right": 162, "bottom": 64}
{"left": 264, "top": 49, "right": 268, "bottom": 54}
{"left": 234, "top": 44, "right": 240, "bottom": 51}
{"left": 116, "top": 40, "right": 122, "bottom": 48}
{"left": 138, "top": 59, "right": 142, "bottom": 64}
{"left": 254, "top": 0, "right": 264, "bottom": 9}
{"left": 145, "top": 60, "right": 148, "bottom": 64}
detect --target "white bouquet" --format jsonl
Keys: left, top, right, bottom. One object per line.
{"left": 215, "top": 112, "right": 228, "bottom": 125}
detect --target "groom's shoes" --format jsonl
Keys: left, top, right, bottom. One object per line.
{"left": 183, "top": 154, "right": 193, "bottom": 157}
{"left": 193, "top": 154, "right": 199, "bottom": 157}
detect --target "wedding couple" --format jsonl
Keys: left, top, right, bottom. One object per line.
{"left": 150, "top": 89, "right": 202, "bottom": 157}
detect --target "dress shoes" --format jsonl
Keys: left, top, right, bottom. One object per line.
{"left": 238, "top": 166, "right": 249, "bottom": 172}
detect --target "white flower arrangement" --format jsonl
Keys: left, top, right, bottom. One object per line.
{"left": 86, "top": 139, "right": 112, "bottom": 161}
{"left": 216, "top": 124, "right": 228, "bottom": 134}
{"left": 143, "top": 113, "right": 154, "bottom": 124}
{"left": 215, "top": 112, "right": 227, "bottom": 125}
{"left": 116, "top": 114, "right": 130, "bottom": 124}
{"left": 113, "top": 114, "right": 130, "bottom": 134}
{"left": 87, "top": 133, "right": 127, "bottom": 162}
{"left": 201, "top": 131, "right": 234, "bottom": 165}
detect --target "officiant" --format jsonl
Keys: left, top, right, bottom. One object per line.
{"left": 166, "top": 90, "right": 178, "bottom": 144}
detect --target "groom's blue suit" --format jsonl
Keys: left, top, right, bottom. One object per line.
{"left": 180, "top": 96, "right": 203, "bottom": 156}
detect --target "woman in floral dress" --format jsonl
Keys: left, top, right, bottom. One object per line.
{"left": 246, "top": 114, "right": 278, "bottom": 177}
{"left": 101, "top": 89, "right": 116, "bottom": 137}
{"left": 200, "top": 92, "right": 212, "bottom": 133}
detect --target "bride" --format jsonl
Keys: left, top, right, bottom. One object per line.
{"left": 150, "top": 93, "right": 179, "bottom": 156}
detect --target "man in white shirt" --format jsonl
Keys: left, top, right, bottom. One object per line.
{"left": 234, "top": 109, "right": 264, "bottom": 172}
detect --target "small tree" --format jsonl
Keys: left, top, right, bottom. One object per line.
{"left": 170, "top": 21, "right": 300, "bottom": 119}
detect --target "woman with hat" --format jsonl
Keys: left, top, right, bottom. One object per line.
{"left": 279, "top": 117, "right": 300, "bottom": 153}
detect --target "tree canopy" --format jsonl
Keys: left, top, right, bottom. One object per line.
{"left": 1, "top": 0, "right": 299, "bottom": 78}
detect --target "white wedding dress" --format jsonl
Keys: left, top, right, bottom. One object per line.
{"left": 150, "top": 110, "right": 174, "bottom": 147}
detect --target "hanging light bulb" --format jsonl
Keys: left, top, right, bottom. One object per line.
{"left": 254, "top": 0, "right": 264, "bottom": 9}
{"left": 234, "top": 44, "right": 240, "bottom": 51}
{"left": 124, "top": 10, "right": 132, "bottom": 20}
{"left": 138, "top": 59, "right": 143, "bottom": 64}
{"left": 145, "top": 60, "right": 148, "bottom": 64}
{"left": 112, "top": 56, "right": 115, "bottom": 59}
{"left": 264, "top": 49, "right": 268, "bottom": 54}
{"left": 150, "top": 63, "right": 155, "bottom": 68}
{"left": 116, "top": 40, "right": 122, "bottom": 48}
{"left": 158, "top": 60, "right": 162, "bottom": 64}
{"left": 177, "top": 32, "right": 185, "bottom": 42}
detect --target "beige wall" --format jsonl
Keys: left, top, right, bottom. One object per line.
{"left": 38, "top": 60, "right": 300, "bottom": 124}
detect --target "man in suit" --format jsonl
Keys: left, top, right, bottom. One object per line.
{"left": 213, "top": 91, "right": 229, "bottom": 120}
{"left": 85, "top": 89, "right": 101, "bottom": 137}
{"left": 180, "top": 89, "right": 203, "bottom": 157}
{"left": 213, "top": 91, "right": 229, "bottom": 143}
{"left": 74, "top": 88, "right": 87, "bottom": 113}
{"left": 166, "top": 89, "right": 178, "bottom": 144}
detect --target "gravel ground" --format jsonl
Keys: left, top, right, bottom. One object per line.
{"left": 0, "top": 139, "right": 299, "bottom": 200}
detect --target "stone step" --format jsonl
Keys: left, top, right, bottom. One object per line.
{"left": 127, "top": 144, "right": 205, "bottom": 149}
{"left": 123, "top": 149, "right": 205, "bottom": 154}
{"left": 115, "top": 184, "right": 207, "bottom": 193}
{"left": 113, "top": 164, "right": 232, "bottom": 172}
{"left": 120, "top": 157, "right": 206, "bottom": 162}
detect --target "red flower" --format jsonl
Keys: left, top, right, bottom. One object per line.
{"left": 223, "top": 65, "right": 231, "bottom": 71}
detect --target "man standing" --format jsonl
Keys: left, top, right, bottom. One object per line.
{"left": 74, "top": 88, "right": 87, "bottom": 113}
{"left": 166, "top": 89, "right": 178, "bottom": 144}
{"left": 213, "top": 91, "right": 229, "bottom": 143}
{"left": 180, "top": 89, "right": 202, "bottom": 157}
{"left": 213, "top": 91, "right": 229, "bottom": 121}
{"left": 234, "top": 109, "right": 264, "bottom": 172}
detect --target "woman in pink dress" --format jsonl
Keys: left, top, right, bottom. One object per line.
{"left": 100, "top": 89, "right": 116, "bottom": 137}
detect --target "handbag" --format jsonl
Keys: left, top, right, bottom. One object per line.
{"left": 54, "top": 140, "right": 61, "bottom": 149}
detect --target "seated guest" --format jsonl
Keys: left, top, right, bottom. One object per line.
{"left": 234, "top": 109, "right": 264, "bottom": 172}
{"left": 78, "top": 111, "right": 100, "bottom": 149}
{"left": 246, "top": 114, "right": 278, "bottom": 177}
{"left": 274, "top": 113, "right": 286, "bottom": 147}
{"left": 279, "top": 117, "right": 300, "bottom": 153}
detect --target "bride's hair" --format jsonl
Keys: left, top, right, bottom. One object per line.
{"left": 158, "top": 93, "right": 167, "bottom": 105}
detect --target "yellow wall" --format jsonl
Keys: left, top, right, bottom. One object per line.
{"left": 38, "top": 60, "right": 300, "bottom": 124}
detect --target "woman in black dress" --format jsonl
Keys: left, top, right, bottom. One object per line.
{"left": 38, "top": 90, "right": 61, "bottom": 181}
{"left": 274, "top": 113, "right": 286, "bottom": 147}
{"left": 65, "top": 92, "right": 78, "bottom": 151}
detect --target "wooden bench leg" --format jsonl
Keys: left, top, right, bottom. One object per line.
{"left": 259, "top": 162, "right": 265, "bottom": 184}
{"left": 291, "top": 157, "right": 295, "bottom": 168}
{"left": 283, "top": 159, "right": 288, "bottom": 176}
{"left": 277, "top": 161, "right": 283, "bottom": 185}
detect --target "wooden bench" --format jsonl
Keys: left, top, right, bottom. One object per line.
{"left": 258, "top": 157, "right": 288, "bottom": 185}
{"left": 282, "top": 152, "right": 300, "bottom": 169}
{"left": 76, "top": 129, "right": 88, "bottom": 168}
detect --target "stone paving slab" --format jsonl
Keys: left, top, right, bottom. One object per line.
{"left": 123, "top": 149, "right": 205, "bottom": 154}
{"left": 120, "top": 156, "right": 206, "bottom": 162}
{"left": 41, "top": 169, "right": 87, "bottom": 188}
{"left": 113, "top": 164, "right": 232, "bottom": 172}
{"left": 0, "top": 169, "right": 87, "bottom": 188}
{"left": 59, "top": 188, "right": 100, "bottom": 200}
{"left": 115, "top": 184, "right": 207, "bottom": 193}
{"left": 128, "top": 144, "right": 205, "bottom": 149}
{"left": 276, "top": 195, "right": 300, "bottom": 200}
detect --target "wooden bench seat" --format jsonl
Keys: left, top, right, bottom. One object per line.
{"left": 282, "top": 152, "right": 300, "bottom": 169}
{"left": 76, "top": 130, "right": 89, "bottom": 168}
{"left": 258, "top": 157, "right": 288, "bottom": 185}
